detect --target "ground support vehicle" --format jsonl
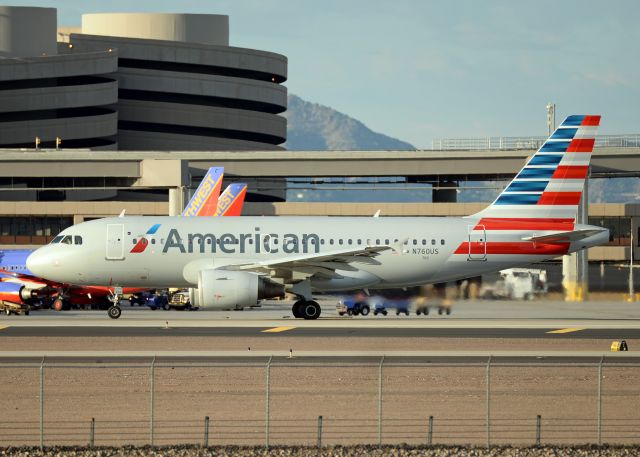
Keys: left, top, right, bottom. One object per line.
{"left": 336, "top": 297, "right": 370, "bottom": 316}
{"left": 481, "top": 268, "right": 548, "bottom": 300}
{"left": 168, "top": 290, "right": 198, "bottom": 310}
{"left": 146, "top": 292, "right": 170, "bottom": 311}
{"left": 0, "top": 300, "right": 29, "bottom": 315}
{"left": 372, "top": 299, "right": 388, "bottom": 316}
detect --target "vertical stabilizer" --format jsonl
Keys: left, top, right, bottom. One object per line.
{"left": 472, "top": 115, "right": 600, "bottom": 221}
{"left": 214, "top": 183, "right": 248, "bottom": 216}
{"left": 182, "top": 167, "right": 224, "bottom": 216}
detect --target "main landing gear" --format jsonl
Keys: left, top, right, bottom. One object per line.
{"left": 291, "top": 300, "right": 321, "bottom": 320}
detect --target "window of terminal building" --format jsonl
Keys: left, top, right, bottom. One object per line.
{"left": 0, "top": 216, "right": 73, "bottom": 244}
{"left": 588, "top": 216, "right": 631, "bottom": 246}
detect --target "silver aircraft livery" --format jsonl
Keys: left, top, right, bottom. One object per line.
{"left": 27, "top": 115, "right": 609, "bottom": 319}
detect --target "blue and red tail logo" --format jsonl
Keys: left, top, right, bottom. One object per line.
{"left": 182, "top": 167, "right": 224, "bottom": 217}
{"left": 130, "top": 224, "right": 161, "bottom": 253}
{"left": 214, "top": 183, "right": 247, "bottom": 217}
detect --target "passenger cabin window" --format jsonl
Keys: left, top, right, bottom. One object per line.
{"left": 441, "top": 239, "right": 445, "bottom": 245}
{"left": 60, "top": 235, "right": 72, "bottom": 245}
{"left": 74, "top": 236, "right": 83, "bottom": 245}
{"left": 432, "top": 239, "right": 436, "bottom": 245}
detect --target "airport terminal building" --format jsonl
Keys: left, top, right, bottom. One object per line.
{"left": 0, "top": 6, "right": 287, "bottom": 151}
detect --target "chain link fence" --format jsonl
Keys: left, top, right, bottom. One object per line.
{"left": 1, "top": 356, "right": 639, "bottom": 448}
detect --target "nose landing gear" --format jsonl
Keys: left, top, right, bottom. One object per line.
{"left": 107, "top": 305, "right": 122, "bottom": 319}
{"left": 107, "top": 287, "right": 123, "bottom": 319}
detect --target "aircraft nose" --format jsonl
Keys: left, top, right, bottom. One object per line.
{"left": 26, "top": 249, "right": 53, "bottom": 278}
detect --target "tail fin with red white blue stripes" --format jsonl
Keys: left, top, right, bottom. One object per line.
{"left": 472, "top": 115, "right": 600, "bottom": 221}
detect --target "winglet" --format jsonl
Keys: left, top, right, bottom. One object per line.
{"left": 118, "top": 209, "right": 126, "bottom": 218}
{"left": 373, "top": 210, "right": 381, "bottom": 218}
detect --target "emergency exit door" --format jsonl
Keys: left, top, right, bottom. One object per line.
{"left": 468, "top": 224, "right": 487, "bottom": 260}
{"left": 106, "top": 224, "right": 124, "bottom": 260}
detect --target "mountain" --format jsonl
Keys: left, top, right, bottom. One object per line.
{"left": 284, "top": 94, "right": 415, "bottom": 150}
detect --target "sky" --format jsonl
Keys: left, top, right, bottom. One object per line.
{"left": 12, "top": 0, "right": 640, "bottom": 148}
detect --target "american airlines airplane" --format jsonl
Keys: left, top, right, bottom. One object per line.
{"left": 26, "top": 115, "right": 609, "bottom": 320}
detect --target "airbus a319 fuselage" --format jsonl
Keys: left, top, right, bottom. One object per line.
{"left": 26, "top": 114, "right": 608, "bottom": 319}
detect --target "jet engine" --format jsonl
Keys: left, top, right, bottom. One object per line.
{"left": 189, "top": 270, "right": 285, "bottom": 310}
{"left": 0, "top": 282, "right": 42, "bottom": 304}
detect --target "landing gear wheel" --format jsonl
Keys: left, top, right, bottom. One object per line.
{"left": 108, "top": 306, "right": 122, "bottom": 319}
{"left": 301, "top": 301, "right": 321, "bottom": 320}
{"left": 52, "top": 298, "right": 65, "bottom": 312}
{"left": 292, "top": 300, "right": 304, "bottom": 318}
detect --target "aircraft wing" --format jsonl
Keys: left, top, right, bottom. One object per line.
{"left": 0, "top": 268, "right": 56, "bottom": 286}
{"left": 522, "top": 229, "right": 607, "bottom": 243}
{"left": 228, "top": 245, "right": 394, "bottom": 276}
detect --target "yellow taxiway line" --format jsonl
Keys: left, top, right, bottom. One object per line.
{"left": 261, "top": 326, "right": 296, "bottom": 333}
{"left": 546, "top": 327, "right": 586, "bottom": 334}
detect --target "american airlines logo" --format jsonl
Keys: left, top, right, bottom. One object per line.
{"left": 162, "top": 228, "right": 321, "bottom": 254}
{"left": 130, "top": 224, "right": 161, "bottom": 253}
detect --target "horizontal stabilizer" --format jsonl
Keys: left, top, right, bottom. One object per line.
{"left": 522, "top": 228, "right": 607, "bottom": 243}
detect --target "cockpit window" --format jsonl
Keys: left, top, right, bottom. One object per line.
{"left": 61, "top": 235, "right": 73, "bottom": 245}
{"left": 51, "top": 236, "right": 63, "bottom": 244}
{"left": 74, "top": 236, "right": 83, "bottom": 245}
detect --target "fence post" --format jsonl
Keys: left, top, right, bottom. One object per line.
{"left": 266, "top": 355, "right": 272, "bottom": 449}
{"left": 378, "top": 355, "right": 384, "bottom": 446}
{"left": 89, "top": 418, "right": 95, "bottom": 447}
{"left": 150, "top": 355, "right": 155, "bottom": 446}
{"left": 597, "top": 356, "right": 603, "bottom": 446}
{"left": 427, "top": 416, "right": 433, "bottom": 445}
{"left": 39, "top": 358, "right": 44, "bottom": 450}
{"left": 486, "top": 355, "right": 491, "bottom": 449}
{"left": 204, "top": 416, "right": 209, "bottom": 447}
{"left": 317, "top": 415, "right": 323, "bottom": 452}
{"left": 535, "top": 415, "right": 541, "bottom": 446}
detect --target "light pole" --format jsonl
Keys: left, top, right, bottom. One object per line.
{"left": 546, "top": 103, "right": 555, "bottom": 135}
{"left": 629, "top": 224, "right": 635, "bottom": 301}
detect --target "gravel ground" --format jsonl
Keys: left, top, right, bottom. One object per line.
{"left": 1, "top": 445, "right": 640, "bottom": 456}
{"left": 0, "top": 336, "right": 632, "bottom": 352}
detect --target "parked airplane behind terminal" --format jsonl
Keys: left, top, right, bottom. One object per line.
{"left": 0, "top": 168, "right": 246, "bottom": 312}
{"left": 26, "top": 116, "right": 609, "bottom": 320}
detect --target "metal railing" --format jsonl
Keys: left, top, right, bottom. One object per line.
{"left": 432, "top": 134, "right": 640, "bottom": 150}
{"left": 1, "top": 356, "right": 639, "bottom": 448}
{"left": 2, "top": 417, "right": 640, "bottom": 448}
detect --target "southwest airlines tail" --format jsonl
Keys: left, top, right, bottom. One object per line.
{"left": 473, "top": 115, "right": 600, "bottom": 222}
{"left": 182, "top": 167, "right": 224, "bottom": 216}
{"left": 214, "top": 183, "right": 247, "bottom": 216}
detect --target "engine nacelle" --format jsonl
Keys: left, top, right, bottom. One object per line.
{"left": 189, "top": 270, "right": 285, "bottom": 310}
{"left": 0, "top": 282, "right": 41, "bottom": 304}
